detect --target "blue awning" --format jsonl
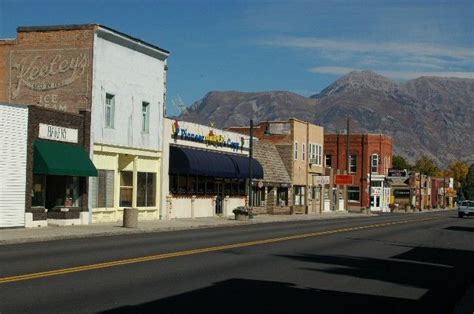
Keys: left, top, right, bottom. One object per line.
{"left": 169, "top": 146, "right": 263, "bottom": 179}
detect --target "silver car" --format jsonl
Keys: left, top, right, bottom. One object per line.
{"left": 458, "top": 200, "right": 474, "bottom": 218}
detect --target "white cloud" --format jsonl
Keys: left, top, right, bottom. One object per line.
{"left": 308, "top": 66, "right": 474, "bottom": 80}
{"left": 261, "top": 37, "right": 474, "bottom": 61}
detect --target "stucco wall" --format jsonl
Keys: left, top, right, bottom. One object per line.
{"left": 91, "top": 33, "right": 166, "bottom": 150}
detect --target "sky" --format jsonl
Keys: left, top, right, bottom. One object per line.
{"left": 1, "top": 0, "right": 473, "bottom": 116}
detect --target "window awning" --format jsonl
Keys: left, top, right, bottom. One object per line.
{"left": 169, "top": 146, "right": 263, "bottom": 179}
{"left": 33, "top": 140, "right": 98, "bottom": 177}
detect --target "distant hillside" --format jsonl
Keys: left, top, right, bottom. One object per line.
{"left": 179, "top": 71, "right": 474, "bottom": 167}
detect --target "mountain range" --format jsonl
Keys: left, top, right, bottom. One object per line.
{"left": 178, "top": 71, "right": 474, "bottom": 167}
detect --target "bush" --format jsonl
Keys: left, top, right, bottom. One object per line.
{"left": 233, "top": 206, "right": 253, "bottom": 218}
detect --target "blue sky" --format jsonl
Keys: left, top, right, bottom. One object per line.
{"left": 1, "top": 0, "right": 473, "bottom": 116}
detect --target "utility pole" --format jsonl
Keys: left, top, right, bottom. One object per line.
{"left": 344, "top": 117, "right": 350, "bottom": 211}
{"left": 248, "top": 119, "right": 253, "bottom": 211}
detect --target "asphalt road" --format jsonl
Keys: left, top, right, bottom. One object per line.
{"left": 1, "top": 210, "right": 473, "bottom": 314}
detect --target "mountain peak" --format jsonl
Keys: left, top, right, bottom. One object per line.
{"left": 311, "top": 70, "right": 399, "bottom": 98}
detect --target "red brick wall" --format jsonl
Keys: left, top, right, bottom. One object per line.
{"left": 0, "top": 27, "right": 95, "bottom": 113}
{"left": 324, "top": 133, "right": 393, "bottom": 208}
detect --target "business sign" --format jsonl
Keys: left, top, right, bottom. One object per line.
{"left": 371, "top": 187, "right": 382, "bottom": 196}
{"left": 171, "top": 119, "right": 243, "bottom": 152}
{"left": 334, "top": 175, "right": 353, "bottom": 185}
{"left": 388, "top": 169, "right": 408, "bottom": 178}
{"left": 39, "top": 123, "right": 78, "bottom": 143}
{"left": 313, "top": 176, "right": 330, "bottom": 185}
{"left": 9, "top": 48, "right": 91, "bottom": 112}
{"left": 394, "top": 189, "right": 410, "bottom": 198}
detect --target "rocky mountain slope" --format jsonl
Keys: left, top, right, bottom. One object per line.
{"left": 179, "top": 71, "right": 474, "bottom": 167}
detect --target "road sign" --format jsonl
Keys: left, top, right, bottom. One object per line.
{"left": 334, "top": 175, "right": 353, "bottom": 185}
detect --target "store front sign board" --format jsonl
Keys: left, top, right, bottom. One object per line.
{"left": 39, "top": 123, "right": 78, "bottom": 143}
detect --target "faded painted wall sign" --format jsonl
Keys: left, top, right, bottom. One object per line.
{"left": 9, "top": 48, "right": 90, "bottom": 112}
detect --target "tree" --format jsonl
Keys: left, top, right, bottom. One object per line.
{"left": 413, "top": 156, "right": 438, "bottom": 176}
{"left": 413, "top": 156, "right": 439, "bottom": 176}
{"left": 464, "top": 164, "right": 474, "bottom": 200}
{"left": 392, "top": 155, "right": 412, "bottom": 170}
{"left": 447, "top": 161, "right": 469, "bottom": 185}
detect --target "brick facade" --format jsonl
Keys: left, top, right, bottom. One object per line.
{"left": 25, "top": 105, "right": 91, "bottom": 220}
{"left": 0, "top": 26, "right": 95, "bottom": 113}
{"left": 324, "top": 133, "right": 393, "bottom": 209}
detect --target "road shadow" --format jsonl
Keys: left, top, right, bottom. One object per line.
{"left": 100, "top": 278, "right": 414, "bottom": 314}
{"left": 277, "top": 245, "right": 474, "bottom": 313}
{"left": 445, "top": 226, "right": 474, "bottom": 233}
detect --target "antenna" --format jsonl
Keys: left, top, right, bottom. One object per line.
{"left": 171, "top": 95, "right": 187, "bottom": 116}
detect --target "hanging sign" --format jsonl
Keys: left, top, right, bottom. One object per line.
{"left": 313, "top": 176, "right": 330, "bottom": 185}
{"left": 39, "top": 123, "right": 78, "bottom": 143}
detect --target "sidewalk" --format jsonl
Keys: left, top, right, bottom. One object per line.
{"left": 0, "top": 211, "right": 371, "bottom": 245}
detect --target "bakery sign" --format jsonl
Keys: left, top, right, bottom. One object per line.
{"left": 39, "top": 123, "right": 78, "bottom": 143}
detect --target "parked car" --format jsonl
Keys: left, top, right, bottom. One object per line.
{"left": 458, "top": 200, "right": 474, "bottom": 218}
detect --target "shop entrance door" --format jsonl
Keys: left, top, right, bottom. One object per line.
{"left": 371, "top": 195, "right": 381, "bottom": 211}
{"left": 215, "top": 182, "right": 224, "bottom": 215}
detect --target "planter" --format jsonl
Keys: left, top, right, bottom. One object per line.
{"left": 235, "top": 214, "right": 250, "bottom": 221}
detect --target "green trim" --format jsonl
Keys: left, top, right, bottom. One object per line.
{"left": 33, "top": 140, "right": 98, "bottom": 177}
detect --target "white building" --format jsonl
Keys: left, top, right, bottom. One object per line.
{"left": 161, "top": 118, "right": 263, "bottom": 219}
{"left": 89, "top": 26, "right": 169, "bottom": 223}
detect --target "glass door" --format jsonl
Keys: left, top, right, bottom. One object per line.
{"left": 215, "top": 182, "right": 223, "bottom": 215}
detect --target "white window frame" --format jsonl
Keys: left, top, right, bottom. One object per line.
{"left": 371, "top": 154, "right": 379, "bottom": 173}
{"left": 309, "top": 143, "right": 322, "bottom": 166}
{"left": 349, "top": 154, "right": 357, "bottom": 173}
{"left": 142, "top": 101, "right": 150, "bottom": 133}
{"left": 105, "top": 93, "right": 115, "bottom": 128}
{"left": 294, "top": 142, "right": 298, "bottom": 160}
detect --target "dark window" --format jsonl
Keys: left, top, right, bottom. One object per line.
{"left": 120, "top": 171, "right": 133, "bottom": 207}
{"left": 325, "top": 154, "right": 332, "bottom": 168}
{"left": 348, "top": 186, "right": 360, "bottom": 202}
{"left": 277, "top": 187, "right": 289, "bottom": 206}
{"left": 137, "top": 172, "right": 156, "bottom": 207}
{"left": 349, "top": 154, "right": 357, "bottom": 173}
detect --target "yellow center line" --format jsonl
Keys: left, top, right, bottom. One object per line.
{"left": 0, "top": 216, "right": 441, "bottom": 284}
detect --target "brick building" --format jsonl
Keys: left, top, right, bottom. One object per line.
{"left": 230, "top": 119, "right": 326, "bottom": 214}
{"left": 324, "top": 133, "right": 393, "bottom": 211}
{"left": 0, "top": 103, "right": 96, "bottom": 227}
{"left": 0, "top": 24, "right": 169, "bottom": 225}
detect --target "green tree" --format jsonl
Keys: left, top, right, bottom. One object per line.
{"left": 392, "top": 155, "right": 412, "bottom": 170}
{"left": 413, "top": 156, "right": 439, "bottom": 176}
{"left": 464, "top": 164, "right": 474, "bottom": 200}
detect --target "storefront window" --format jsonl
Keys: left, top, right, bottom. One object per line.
{"left": 91, "top": 170, "right": 114, "bottom": 208}
{"left": 44, "top": 176, "right": 81, "bottom": 209}
{"left": 32, "top": 175, "right": 46, "bottom": 207}
{"left": 169, "top": 175, "right": 248, "bottom": 197}
{"left": 348, "top": 186, "right": 360, "bottom": 202}
{"left": 251, "top": 186, "right": 266, "bottom": 207}
{"left": 187, "top": 176, "right": 196, "bottom": 195}
{"left": 137, "top": 172, "right": 156, "bottom": 207}
{"left": 120, "top": 171, "right": 133, "bottom": 207}
{"left": 277, "top": 187, "right": 288, "bottom": 206}
{"left": 294, "top": 186, "right": 306, "bottom": 206}
{"left": 197, "top": 177, "right": 206, "bottom": 195}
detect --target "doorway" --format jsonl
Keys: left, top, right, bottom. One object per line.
{"left": 215, "top": 182, "right": 224, "bottom": 215}
{"left": 371, "top": 195, "right": 381, "bottom": 210}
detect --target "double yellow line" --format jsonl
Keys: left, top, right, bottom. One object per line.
{"left": 0, "top": 216, "right": 440, "bottom": 284}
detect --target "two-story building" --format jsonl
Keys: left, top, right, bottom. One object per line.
{"left": 0, "top": 24, "right": 169, "bottom": 225}
{"left": 230, "top": 118, "right": 326, "bottom": 214}
{"left": 324, "top": 133, "right": 393, "bottom": 212}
